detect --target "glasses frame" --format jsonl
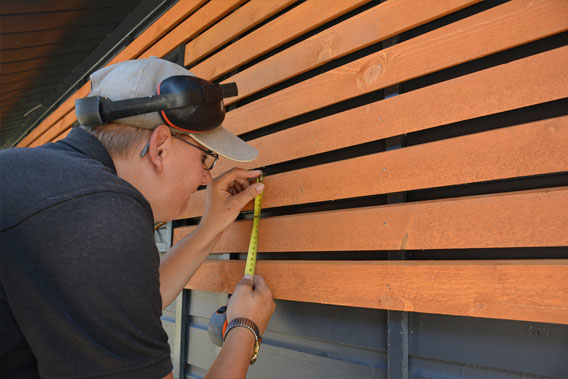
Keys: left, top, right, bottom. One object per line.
{"left": 139, "top": 136, "right": 219, "bottom": 170}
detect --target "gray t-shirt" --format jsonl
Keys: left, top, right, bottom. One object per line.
{"left": 0, "top": 127, "right": 172, "bottom": 378}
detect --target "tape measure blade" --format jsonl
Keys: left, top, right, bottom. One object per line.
{"left": 244, "top": 176, "right": 263, "bottom": 277}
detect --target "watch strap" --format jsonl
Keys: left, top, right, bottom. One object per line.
{"left": 223, "top": 317, "right": 262, "bottom": 365}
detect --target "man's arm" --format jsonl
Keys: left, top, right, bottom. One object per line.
{"left": 159, "top": 168, "right": 264, "bottom": 308}
{"left": 206, "top": 275, "right": 276, "bottom": 379}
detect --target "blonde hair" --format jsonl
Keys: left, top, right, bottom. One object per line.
{"left": 80, "top": 123, "right": 152, "bottom": 158}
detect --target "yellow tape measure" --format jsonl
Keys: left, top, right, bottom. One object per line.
{"left": 244, "top": 176, "right": 263, "bottom": 277}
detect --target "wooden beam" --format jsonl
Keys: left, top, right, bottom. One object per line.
{"left": 188, "top": 0, "right": 371, "bottom": 79}
{"left": 175, "top": 187, "right": 568, "bottom": 251}
{"left": 186, "top": 259, "right": 568, "bottom": 325}
{"left": 139, "top": 0, "right": 247, "bottom": 60}
{"left": 185, "top": 0, "right": 299, "bottom": 67}
{"left": 222, "top": 0, "right": 568, "bottom": 136}
{"left": 108, "top": 0, "right": 206, "bottom": 65}
{"left": 221, "top": 0, "right": 482, "bottom": 105}
{"left": 210, "top": 46, "right": 568, "bottom": 174}
{"left": 179, "top": 115, "right": 568, "bottom": 219}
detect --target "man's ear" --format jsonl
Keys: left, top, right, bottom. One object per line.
{"left": 146, "top": 125, "right": 173, "bottom": 173}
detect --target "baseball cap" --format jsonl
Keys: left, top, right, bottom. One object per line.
{"left": 85, "top": 57, "right": 257, "bottom": 162}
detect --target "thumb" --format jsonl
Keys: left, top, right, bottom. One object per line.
{"left": 234, "top": 181, "right": 264, "bottom": 209}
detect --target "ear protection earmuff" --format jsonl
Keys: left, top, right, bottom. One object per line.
{"left": 75, "top": 75, "right": 238, "bottom": 133}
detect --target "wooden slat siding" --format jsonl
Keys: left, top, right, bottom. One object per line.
{"left": 174, "top": 187, "right": 568, "bottom": 251}
{"left": 184, "top": 0, "right": 299, "bottom": 67}
{"left": 54, "top": 128, "right": 71, "bottom": 142}
{"left": 30, "top": 110, "right": 76, "bottom": 147}
{"left": 17, "top": 85, "right": 89, "bottom": 147}
{"left": 222, "top": 0, "right": 568, "bottom": 137}
{"left": 179, "top": 114, "right": 568, "bottom": 219}
{"left": 16, "top": 0, "right": 207, "bottom": 148}
{"left": 186, "top": 259, "right": 568, "bottom": 325}
{"left": 222, "top": 0, "right": 482, "bottom": 106}
{"left": 107, "top": 0, "right": 207, "bottom": 66}
{"left": 27, "top": 0, "right": 369, "bottom": 147}
{"left": 188, "top": 0, "right": 372, "bottom": 80}
{"left": 139, "top": 0, "right": 247, "bottom": 60}
{"left": 210, "top": 45, "right": 568, "bottom": 174}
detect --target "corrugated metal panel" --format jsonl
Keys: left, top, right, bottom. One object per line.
{"left": 181, "top": 290, "right": 567, "bottom": 378}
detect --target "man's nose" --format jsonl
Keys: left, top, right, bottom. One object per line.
{"left": 201, "top": 169, "right": 212, "bottom": 185}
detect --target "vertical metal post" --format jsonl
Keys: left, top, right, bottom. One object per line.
{"left": 173, "top": 290, "right": 190, "bottom": 379}
{"left": 382, "top": 33, "right": 409, "bottom": 379}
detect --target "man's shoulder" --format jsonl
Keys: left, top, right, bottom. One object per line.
{"left": 0, "top": 144, "right": 150, "bottom": 231}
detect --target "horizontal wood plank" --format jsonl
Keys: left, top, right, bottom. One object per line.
{"left": 222, "top": 0, "right": 481, "bottom": 105}
{"left": 108, "top": 0, "right": 206, "bottom": 66}
{"left": 212, "top": 46, "right": 568, "bottom": 174}
{"left": 222, "top": 0, "right": 568, "bottom": 136}
{"left": 186, "top": 259, "right": 568, "bottom": 325}
{"left": 180, "top": 115, "right": 568, "bottom": 218}
{"left": 139, "top": 0, "right": 247, "bottom": 60}
{"left": 31, "top": 110, "right": 76, "bottom": 147}
{"left": 188, "top": 0, "right": 371, "bottom": 79}
{"left": 17, "top": 84, "right": 89, "bottom": 147}
{"left": 184, "top": 0, "right": 299, "bottom": 66}
{"left": 175, "top": 187, "right": 568, "bottom": 251}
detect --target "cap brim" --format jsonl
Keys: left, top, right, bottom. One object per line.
{"left": 190, "top": 126, "right": 258, "bottom": 162}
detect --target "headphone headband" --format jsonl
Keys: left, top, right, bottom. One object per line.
{"left": 75, "top": 76, "right": 238, "bottom": 133}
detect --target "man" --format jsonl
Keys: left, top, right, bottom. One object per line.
{"left": 0, "top": 57, "right": 276, "bottom": 378}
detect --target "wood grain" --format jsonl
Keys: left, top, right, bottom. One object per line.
{"left": 222, "top": 0, "right": 568, "bottom": 136}
{"left": 184, "top": 0, "right": 299, "bottom": 66}
{"left": 210, "top": 46, "right": 568, "bottom": 174}
{"left": 222, "top": 0, "right": 482, "bottom": 105}
{"left": 179, "top": 115, "right": 568, "bottom": 219}
{"left": 31, "top": 110, "right": 76, "bottom": 147}
{"left": 108, "top": 0, "right": 206, "bottom": 66}
{"left": 175, "top": 187, "right": 568, "bottom": 251}
{"left": 17, "top": 84, "right": 89, "bottom": 147}
{"left": 140, "top": 0, "right": 247, "bottom": 60}
{"left": 188, "top": 0, "right": 371, "bottom": 79}
{"left": 186, "top": 259, "right": 568, "bottom": 325}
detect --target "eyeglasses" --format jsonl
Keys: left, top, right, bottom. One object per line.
{"left": 140, "top": 136, "right": 219, "bottom": 170}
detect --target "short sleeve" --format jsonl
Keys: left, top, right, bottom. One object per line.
{"left": 0, "top": 192, "right": 172, "bottom": 378}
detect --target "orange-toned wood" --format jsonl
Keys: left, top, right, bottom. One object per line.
{"left": 17, "top": 84, "right": 89, "bottom": 147}
{"left": 175, "top": 187, "right": 568, "bottom": 251}
{"left": 186, "top": 259, "right": 568, "bottom": 325}
{"left": 140, "top": 0, "right": 247, "bottom": 60}
{"left": 108, "top": 0, "right": 206, "bottom": 66}
{"left": 222, "top": 0, "right": 568, "bottom": 136}
{"left": 213, "top": 46, "right": 568, "bottom": 174}
{"left": 189, "top": 0, "right": 371, "bottom": 80}
{"left": 17, "top": 0, "right": 207, "bottom": 148}
{"left": 179, "top": 115, "right": 568, "bottom": 219}
{"left": 221, "top": 0, "right": 481, "bottom": 105}
{"left": 54, "top": 128, "right": 71, "bottom": 142}
{"left": 185, "top": 0, "right": 299, "bottom": 67}
{"left": 31, "top": 110, "right": 76, "bottom": 147}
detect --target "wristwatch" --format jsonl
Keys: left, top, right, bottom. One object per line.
{"left": 223, "top": 317, "right": 262, "bottom": 365}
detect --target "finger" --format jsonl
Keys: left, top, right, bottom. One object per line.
{"left": 234, "top": 181, "right": 243, "bottom": 193}
{"left": 252, "top": 275, "right": 270, "bottom": 293}
{"left": 237, "top": 276, "right": 254, "bottom": 290}
{"left": 235, "top": 177, "right": 250, "bottom": 190}
{"left": 233, "top": 181, "right": 264, "bottom": 209}
{"left": 217, "top": 168, "right": 261, "bottom": 188}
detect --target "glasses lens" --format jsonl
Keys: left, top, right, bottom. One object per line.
{"left": 203, "top": 154, "right": 217, "bottom": 170}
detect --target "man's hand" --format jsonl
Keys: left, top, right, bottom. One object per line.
{"left": 199, "top": 168, "right": 264, "bottom": 237}
{"left": 205, "top": 276, "right": 275, "bottom": 378}
{"left": 227, "top": 275, "right": 276, "bottom": 335}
